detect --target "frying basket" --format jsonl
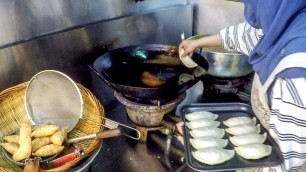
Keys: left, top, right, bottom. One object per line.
{"left": 0, "top": 82, "right": 104, "bottom": 172}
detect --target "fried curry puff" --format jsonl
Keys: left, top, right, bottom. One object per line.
{"left": 50, "top": 126, "right": 69, "bottom": 146}
{"left": 31, "top": 124, "right": 59, "bottom": 138}
{"left": 12, "top": 123, "right": 32, "bottom": 161}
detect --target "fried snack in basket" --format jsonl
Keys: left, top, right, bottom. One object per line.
{"left": 33, "top": 144, "right": 64, "bottom": 157}
{"left": 32, "top": 137, "right": 51, "bottom": 152}
{"left": 0, "top": 142, "right": 19, "bottom": 155}
{"left": 12, "top": 123, "right": 32, "bottom": 161}
{"left": 31, "top": 125, "right": 59, "bottom": 138}
{"left": 3, "top": 135, "right": 19, "bottom": 144}
{"left": 0, "top": 82, "right": 103, "bottom": 171}
{"left": 50, "top": 126, "right": 69, "bottom": 146}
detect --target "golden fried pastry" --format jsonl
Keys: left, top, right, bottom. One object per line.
{"left": 141, "top": 71, "right": 166, "bottom": 87}
{"left": 31, "top": 125, "right": 59, "bottom": 138}
{"left": 32, "top": 137, "right": 51, "bottom": 152}
{"left": 13, "top": 123, "right": 32, "bottom": 161}
{"left": 3, "top": 135, "right": 19, "bottom": 144}
{"left": 32, "top": 144, "right": 64, "bottom": 157}
{"left": 0, "top": 142, "right": 19, "bottom": 155}
{"left": 50, "top": 126, "right": 68, "bottom": 146}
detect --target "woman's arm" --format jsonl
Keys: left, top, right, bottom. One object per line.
{"left": 179, "top": 34, "right": 222, "bottom": 57}
{"left": 220, "top": 22, "right": 263, "bottom": 56}
{"left": 179, "top": 22, "right": 264, "bottom": 57}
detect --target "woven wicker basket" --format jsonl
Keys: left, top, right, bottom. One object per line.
{"left": 0, "top": 82, "right": 104, "bottom": 172}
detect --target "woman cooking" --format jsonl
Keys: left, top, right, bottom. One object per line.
{"left": 178, "top": 0, "right": 306, "bottom": 171}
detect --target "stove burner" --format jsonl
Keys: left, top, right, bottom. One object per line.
{"left": 114, "top": 91, "right": 186, "bottom": 127}
{"left": 122, "top": 95, "right": 172, "bottom": 106}
{"left": 201, "top": 74, "right": 253, "bottom": 103}
{"left": 203, "top": 75, "right": 251, "bottom": 94}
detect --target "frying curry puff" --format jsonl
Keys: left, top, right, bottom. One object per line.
{"left": 141, "top": 71, "right": 166, "bottom": 87}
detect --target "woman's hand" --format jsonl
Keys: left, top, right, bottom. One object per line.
{"left": 179, "top": 34, "right": 223, "bottom": 58}
{"left": 179, "top": 39, "right": 200, "bottom": 58}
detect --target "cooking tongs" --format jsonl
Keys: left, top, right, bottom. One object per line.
{"left": 66, "top": 117, "right": 141, "bottom": 144}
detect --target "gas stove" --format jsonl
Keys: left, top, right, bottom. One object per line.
{"left": 112, "top": 72, "right": 254, "bottom": 140}
{"left": 105, "top": 92, "right": 186, "bottom": 171}
{"left": 201, "top": 73, "right": 253, "bottom": 103}
{"left": 114, "top": 91, "right": 185, "bottom": 141}
{"left": 95, "top": 74, "right": 254, "bottom": 172}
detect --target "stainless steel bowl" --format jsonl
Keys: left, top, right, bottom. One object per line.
{"left": 188, "top": 35, "right": 253, "bottom": 78}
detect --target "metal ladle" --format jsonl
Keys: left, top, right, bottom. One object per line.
{"left": 180, "top": 32, "right": 185, "bottom": 41}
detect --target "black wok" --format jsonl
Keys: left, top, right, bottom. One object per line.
{"left": 90, "top": 44, "right": 207, "bottom": 100}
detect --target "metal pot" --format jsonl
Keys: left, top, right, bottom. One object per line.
{"left": 188, "top": 35, "right": 253, "bottom": 78}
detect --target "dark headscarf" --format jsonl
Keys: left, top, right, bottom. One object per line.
{"left": 244, "top": 0, "right": 306, "bottom": 84}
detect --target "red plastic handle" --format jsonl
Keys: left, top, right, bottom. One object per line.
{"left": 50, "top": 153, "right": 78, "bottom": 167}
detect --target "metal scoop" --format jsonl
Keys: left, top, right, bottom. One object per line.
{"left": 25, "top": 70, "right": 141, "bottom": 141}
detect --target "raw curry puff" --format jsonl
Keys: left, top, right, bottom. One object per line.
{"left": 32, "top": 144, "right": 64, "bottom": 157}
{"left": 192, "top": 148, "right": 235, "bottom": 165}
{"left": 50, "top": 126, "right": 69, "bottom": 146}
{"left": 32, "top": 137, "right": 51, "bottom": 152}
{"left": 12, "top": 123, "right": 32, "bottom": 161}
{"left": 0, "top": 142, "right": 19, "bottom": 155}
{"left": 31, "top": 124, "right": 59, "bottom": 138}
{"left": 3, "top": 135, "right": 19, "bottom": 144}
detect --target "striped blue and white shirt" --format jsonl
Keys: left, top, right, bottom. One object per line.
{"left": 220, "top": 22, "right": 306, "bottom": 172}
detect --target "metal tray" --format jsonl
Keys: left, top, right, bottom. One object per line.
{"left": 181, "top": 103, "right": 284, "bottom": 171}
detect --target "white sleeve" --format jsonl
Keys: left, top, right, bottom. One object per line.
{"left": 269, "top": 77, "right": 306, "bottom": 171}
{"left": 219, "top": 22, "right": 263, "bottom": 56}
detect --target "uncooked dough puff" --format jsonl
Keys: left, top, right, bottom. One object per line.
{"left": 179, "top": 49, "right": 198, "bottom": 68}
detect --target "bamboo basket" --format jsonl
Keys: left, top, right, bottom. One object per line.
{"left": 0, "top": 82, "right": 104, "bottom": 172}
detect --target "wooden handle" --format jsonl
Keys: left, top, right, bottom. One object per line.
{"left": 23, "top": 159, "right": 39, "bottom": 172}
{"left": 66, "top": 128, "right": 122, "bottom": 144}
{"left": 96, "top": 128, "right": 121, "bottom": 139}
